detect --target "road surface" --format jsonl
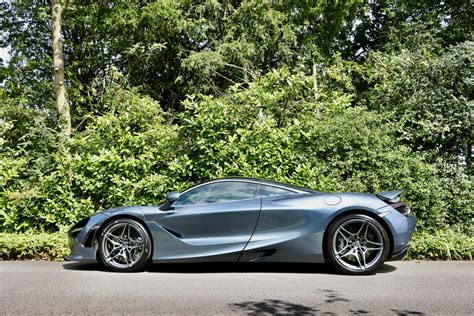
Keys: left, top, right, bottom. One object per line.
{"left": 0, "top": 261, "right": 472, "bottom": 315}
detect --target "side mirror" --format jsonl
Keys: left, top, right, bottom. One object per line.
{"left": 167, "top": 191, "right": 180, "bottom": 203}
{"left": 160, "top": 191, "right": 180, "bottom": 211}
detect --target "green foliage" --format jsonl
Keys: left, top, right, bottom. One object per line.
{"left": 1, "top": 67, "right": 472, "bottom": 237}
{"left": 0, "top": 0, "right": 115, "bottom": 118}
{"left": 176, "top": 69, "right": 472, "bottom": 234}
{"left": 101, "top": 0, "right": 363, "bottom": 109}
{"left": 1, "top": 84, "right": 179, "bottom": 231}
{"left": 69, "top": 87, "right": 181, "bottom": 210}
{"left": 0, "top": 232, "right": 69, "bottom": 260}
{"left": 366, "top": 41, "right": 473, "bottom": 160}
{"left": 340, "top": 0, "right": 473, "bottom": 60}
{"left": 408, "top": 230, "right": 474, "bottom": 260}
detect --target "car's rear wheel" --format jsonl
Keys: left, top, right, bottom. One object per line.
{"left": 326, "top": 214, "right": 389, "bottom": 275}
{"left": 98, "top": 218, "right": 152, "bottom": 272}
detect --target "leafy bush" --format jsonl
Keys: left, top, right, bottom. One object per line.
{"left": 408, "top": 230, "right": 474, "bottom": 260}
{"left": 0, "top": 88, "right": 180, "bottom": 231}
{"left": 0, "top": 233, "right": 69, "bottom": 260}
{"left": 366, "top": 41, "right": 473, "bottom": 160}
{"left": 177, "top": 69, "right": 472, "bottom": 234}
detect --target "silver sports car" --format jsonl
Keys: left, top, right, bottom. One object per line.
{"left": 67, "top": 177, "right": 416, "bottom": 274}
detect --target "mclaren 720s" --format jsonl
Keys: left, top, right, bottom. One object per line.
{"left": 67, "top": 177, "right": 416, "bottom": 275}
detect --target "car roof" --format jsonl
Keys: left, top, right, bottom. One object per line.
{"left": 186, "top": 177, "right": 320, "bottom": 194}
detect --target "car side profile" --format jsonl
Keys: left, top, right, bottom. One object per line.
{"left": 67, "top": 177, "right": 416, "bottom": 275}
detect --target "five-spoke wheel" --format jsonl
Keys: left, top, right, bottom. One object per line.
{"left": 326, "top": 214, "right": 389, "bottom": 275}
{"left": 98, "top": 218, "right": 152, "bottom": 272}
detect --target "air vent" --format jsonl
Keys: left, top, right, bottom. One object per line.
{"left": 162, "top": 226, "right": 183, "bottom": 238}
{"left": 69, "top": 217, "right": 90, "bottom": 238}
{"left": 83, "top": 230, "right": 96, "bottom": 247}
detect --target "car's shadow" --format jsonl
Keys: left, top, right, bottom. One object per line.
{"left": 62, "top": 261, "right": 397, "bottom": 275}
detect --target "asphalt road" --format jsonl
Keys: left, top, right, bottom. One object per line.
{"left": 0, "top": 261, "right": 472, "bottom": 315}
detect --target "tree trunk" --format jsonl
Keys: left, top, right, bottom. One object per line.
{"left": 52, "top": 0, "right": 71, "bottom": 136}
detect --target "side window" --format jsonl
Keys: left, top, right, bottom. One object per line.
{"left": 258, "top": 185, "right": 294, "bottom": 197}
{"left": 175, "top": 182, "right": 257, "bottom": 205}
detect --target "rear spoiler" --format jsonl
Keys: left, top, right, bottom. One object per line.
{"left": 376, "top": 190, "right": 404, "bottom": 203}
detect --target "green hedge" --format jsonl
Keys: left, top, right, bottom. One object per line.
{"left": 0, "top": 233, "right": 69, "bottom": 261}
{"left": 407, "top": 230, "right": 474, "bottom": 260}
{"left": 1, "top": 70, "right": 471, "bottom": 235}
{"left": 0, "top": 230, "right": 472, "bottom": 261}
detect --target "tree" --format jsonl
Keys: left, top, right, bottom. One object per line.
{"left": 105, "top": 0, "right": 363, "bottom": 111}
{"left": 340, "top": 0, "right": 473, "bottom": 61}
{"left": 51, "top": 0, "right": 71, "bottom": 136}
{"left": 0, "top": 0, "right": 113, "bottom": 129}
{"left": 365, "top": 40, "right": 473, "bottom": 166}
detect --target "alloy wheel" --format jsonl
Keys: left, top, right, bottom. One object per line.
{"left": 101, "top": 222, "right": 146, "bottom": 269}
{"left": 332, "top": 218, "right": 384, "bottom": 271}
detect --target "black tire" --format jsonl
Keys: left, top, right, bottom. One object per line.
{"left": 325, "top": 214, "right": 390, "bottom": 275}
{"left": 98, "top": 218, "right": 152, "bottom": 272}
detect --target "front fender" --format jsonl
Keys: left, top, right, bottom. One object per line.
{"left": 66, "top": 213, "right": 108, "bottom": 262}
{"left": 67, "top": 206, "right": 147, "bottom": 262}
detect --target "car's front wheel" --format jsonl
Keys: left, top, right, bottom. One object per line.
{"left": 326, "top": 214, "right": 390, "bottom": 275}
{"left": 98, "top": 218, "right": 152, "bottom": 272}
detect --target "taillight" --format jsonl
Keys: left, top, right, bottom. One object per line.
{"left": 389, "top": 202, "right": 411, "bottom": 216}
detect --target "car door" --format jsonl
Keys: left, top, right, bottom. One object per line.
{"left": 240, "top": 184, "right": 327, "bottom": 263}
{"left": 152, "top": 181, "right": 262, "bottom": 262}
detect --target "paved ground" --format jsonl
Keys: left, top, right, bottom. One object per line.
{"left": 0, "top": 261, "right": 472, "bottom": 315}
